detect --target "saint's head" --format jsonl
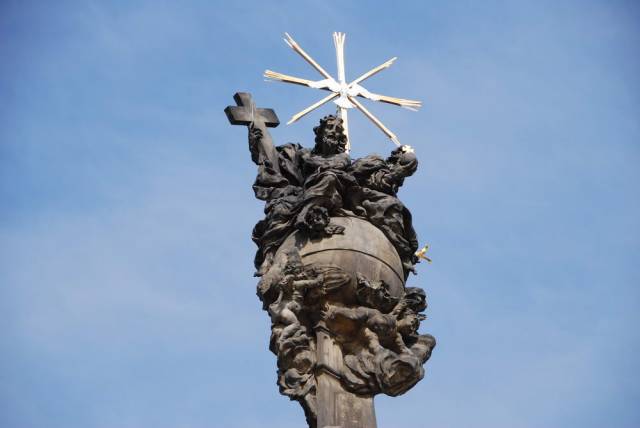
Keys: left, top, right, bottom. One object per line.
{"left": 312, "top": 115, "right": 348, "bottom": 156}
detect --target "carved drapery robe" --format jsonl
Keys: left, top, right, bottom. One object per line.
{"left": 349, "top": 148, "right": 420, "bottom": 276}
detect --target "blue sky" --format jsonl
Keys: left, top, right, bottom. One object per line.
{"left": 1, "top": 1, "right": 638, "bottom": 427}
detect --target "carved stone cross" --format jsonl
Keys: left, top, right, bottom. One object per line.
{"left": 225, "top": 92, "right": 281, "bottom": 173}
{"left": 225, "top": 92, "right": 279, "bottom": 128}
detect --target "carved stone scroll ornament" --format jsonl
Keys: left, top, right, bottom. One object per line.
{"left": 226, "top": 92, "right": 435, "bottom": 428}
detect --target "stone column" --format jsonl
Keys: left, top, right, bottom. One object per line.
{"left": 315, "top": 324, "right": 377, "bottom": 428}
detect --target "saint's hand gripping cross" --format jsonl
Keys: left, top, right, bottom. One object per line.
{"left": 224, "top": 92, "right": 281, "bottom": 173}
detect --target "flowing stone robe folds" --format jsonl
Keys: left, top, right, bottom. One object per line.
{"left": 245, "top": 114, "right": 435, "bottom": 428}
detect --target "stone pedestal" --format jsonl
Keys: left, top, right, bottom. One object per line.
{"left": 316, "top": 325, "right": 377, "bottom": 428}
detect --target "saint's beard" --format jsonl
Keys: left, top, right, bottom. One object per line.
{"left": 316, "top": 133, "right": 345, "bottom": 155}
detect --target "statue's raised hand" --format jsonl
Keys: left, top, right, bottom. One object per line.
{"left": 249, "top": 123, "right": 263, "bottom": 144}
{"left": 248, "top": 123, "right": 264, "bottom": 164}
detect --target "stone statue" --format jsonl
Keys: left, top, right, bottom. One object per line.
{"left": 226, "top": 92, "right": 435, "bottom": 428}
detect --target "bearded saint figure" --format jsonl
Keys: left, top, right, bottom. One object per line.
{"left": 249, "top": 113, "right": 421, "bottom": 278}
{"left": 250, "top": 115, "right": 354, "bottom": 276}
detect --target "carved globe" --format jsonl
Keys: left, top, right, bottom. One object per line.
{"left": 274, "top": 216, "right": 405, "bottom": 304}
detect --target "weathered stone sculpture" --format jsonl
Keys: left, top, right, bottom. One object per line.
{"left": 226, "top": 92, "right": 435, "bottom": 428}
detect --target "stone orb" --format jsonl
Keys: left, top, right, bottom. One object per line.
{"left": 275, "top": 216, "right": 405, "bottom": 304}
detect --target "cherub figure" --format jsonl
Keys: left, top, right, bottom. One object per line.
{"left": 298, "top": 204, "right": 345, "bottom": 239}
{"left": 322, "top": 286, "right": 435, "bottom": 362}
{"left": 322, "top": 303, "right": 411, "bottom": 356}
{"left": 355, "top": 272, "right": 400, "bottom": 313}
{"left": 390, "top": 287, "right": 436, "bottom": 363}
{"left": 321, "top": 286, "right": 435, "bottom": 396}
{"left": 268, "top": 250, "right": 324, "bottom": 339}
